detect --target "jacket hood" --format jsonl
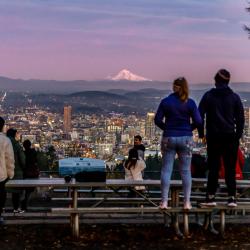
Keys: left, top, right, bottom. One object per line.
{"left": 209, "top": 86, "right": 234, "bottom": 97}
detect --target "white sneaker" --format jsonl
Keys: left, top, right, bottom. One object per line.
{"left": 227, "top": 197, "right": 237, "bottom": 207}
{"left": 13, "top": 208, "right": 25, "bottom": 214}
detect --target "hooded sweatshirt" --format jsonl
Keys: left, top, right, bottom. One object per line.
{"left": 198, "top": 86, "right": 244, "bottom": 139}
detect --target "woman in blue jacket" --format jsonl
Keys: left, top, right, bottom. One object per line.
{"left": 154, "top": 77, "right": 202, "bottom": 210}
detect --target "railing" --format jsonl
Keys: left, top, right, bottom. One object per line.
{"left": 40, "top": 171, "right": 250, "bottom": 180}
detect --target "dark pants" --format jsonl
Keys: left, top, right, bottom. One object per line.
{"left": 12, "top": 192, "right": 21, "bottom": 210}
{"left": 21, "top": 188, "right": 35, "bottom": 210}
{"left": 0, "top": 178, "right": 8, "bottom": 215}
{"left": 206, "top": 135, "right": 239, "bottom": 197}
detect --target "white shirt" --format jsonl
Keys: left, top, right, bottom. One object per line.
{"left": 124, "top": 158, "right": 146, "bottom": 190}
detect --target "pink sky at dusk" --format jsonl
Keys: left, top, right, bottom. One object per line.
{"left": 0, "top": 0, "right": 250, "bottom": 84}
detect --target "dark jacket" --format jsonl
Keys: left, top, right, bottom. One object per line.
{"left": 23, "top": 148, "right": 39, "bottom": 178}
{"left": 198, "top": 86, "right": 244, "bottom": 139}
{"left": 8, "top": 137, "right": 25, "bottom": 179}
{"left": 154, "top": 93, "right": 202, "bottom": 137}
{"left": 133, "top": 144, "right": 145, "bottom": 160}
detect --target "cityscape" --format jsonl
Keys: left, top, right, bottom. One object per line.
{"left": 1, "top": 86, "right": 250, "bottom": 173}
{"left": 1, "top": 1, "right": 250, "bottom": 248}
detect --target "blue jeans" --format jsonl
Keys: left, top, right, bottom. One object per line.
{"left": 161, "top": 136, "right": 193, "bottom": 204}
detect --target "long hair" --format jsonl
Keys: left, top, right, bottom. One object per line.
{"left": 124, "top": 148, "right": 139, "bottom": 170}
{"left": 173, "top": 77, "right": 189, "bottom": 102}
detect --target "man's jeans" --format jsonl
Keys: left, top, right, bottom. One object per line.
{"left": 161, "top": 136, "right": 193, "bottom": 204}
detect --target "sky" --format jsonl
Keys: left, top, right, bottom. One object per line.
{"left": 0, "top": 0, "right": 250, "bottom": 83}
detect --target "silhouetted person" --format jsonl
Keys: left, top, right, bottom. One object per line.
{"left": 198, "top": 69, "right": 244, "bottom": 207}
{"left": 21, "top": 139, "right": 40, "bottom": 211}
{"left": 7, "top": 128, "right": 25, "bottom": 213}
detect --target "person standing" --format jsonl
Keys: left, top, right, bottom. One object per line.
{"left": 0, "top": 117, "right": 15, "bottom": 224}
{"left": 155, "top": 77, "right": 202, "bottom": 210}
{"left": 198, "top": 69, "right": 244, "bottom": 207}
{"left": 21, "top": 139, "right": 40, "bottom": 211}
{"left": 133, "top": 135, "right": 145, "bottom": 160}
{"left": 7, "top": 128, "right": 26, "bottom": 213}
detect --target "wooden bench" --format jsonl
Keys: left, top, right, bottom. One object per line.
{"left": 5, "top": 178, "right": 250, "bottom": 239}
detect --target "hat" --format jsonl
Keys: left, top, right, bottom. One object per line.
{"left": 214, "top": 69, "right": 230, "bottom": 86}
{"left": 217, "top": 69, "right": 230, "bottom": 80}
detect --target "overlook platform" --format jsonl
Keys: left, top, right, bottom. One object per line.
{"left": 2, "top": 178, "right": 250, "bottom": 240}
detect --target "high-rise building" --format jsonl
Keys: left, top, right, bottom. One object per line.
{"left": 63, "top": 106, "right": 72, "bottom": 134}
{"left": 244, "top": 107, "right": 250, "bottom": 138}
{"left": 145, "top": 112, "right": 155, "bottom": 139}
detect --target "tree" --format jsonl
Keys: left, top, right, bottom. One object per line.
{"left": 36, "top": 151, "right": 49, "bottom": 171}
{"left": 46, "top": 146, "right": 58, "bottom": 171}
{"left": 244, "top": 6, "right": 250, "bottom": 36}
{"left": 145, "top": 154, "right": 162, "bottom": 179}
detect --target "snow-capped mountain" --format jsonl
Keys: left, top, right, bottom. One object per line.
{"left": 111, "top": 69, "right": 151, "bottom": 81}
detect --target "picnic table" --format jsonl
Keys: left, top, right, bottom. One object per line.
{"left": 5, "top": 178, "right": 250, "bottom": 239}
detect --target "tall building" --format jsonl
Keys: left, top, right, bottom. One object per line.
{"left": 145, "top": 112, "right": 156, "bottom": 139}
{"left": 63, "top": 106, "right": 72, "bottom": 134}
{"left": 244, "top": 107, "right": 250, "bottom": 138}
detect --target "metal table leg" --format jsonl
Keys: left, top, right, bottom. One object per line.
{"left": 171, "top": 188, "right": 183, "bottom": 237}
{"left": 220, "top": 210, "right": 225, "bottom": 237}
{"left": 71, "top": 188, "right": 79, "bottom": 239}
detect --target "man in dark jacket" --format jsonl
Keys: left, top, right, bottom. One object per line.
{"left": 133, "top": 135, "right": 145, "bottom": 160}
{"left": 198, "top": 69, "right": 244, "bottom": 207}
{"left": 7, "top": 128, "right": 26, "bottom": 213}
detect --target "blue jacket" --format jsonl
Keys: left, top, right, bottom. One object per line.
{"left": 154, "top": 93, "right": 202, "bottom": 137}
{"left": 198, "top": 86, "right": 244, "bottom": 139}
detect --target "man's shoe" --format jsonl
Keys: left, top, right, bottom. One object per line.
{"left": 13, "top": 208, "right": 25, "bottom": 214}
{"left": 227, "top": 197, "right": 237, "bottom": 207}
{"left": 199, "top": 196, "right": 217, "bottom": 207}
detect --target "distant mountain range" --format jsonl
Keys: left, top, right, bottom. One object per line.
{"left": 1, "top": 72, "right": 250, "bottom": 94}
{"left": 3, "top": 88, "right": 250, "bottom": 115}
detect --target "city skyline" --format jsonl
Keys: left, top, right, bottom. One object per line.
{"left": 0, "top": 0, "right": 250, "bottom": 84}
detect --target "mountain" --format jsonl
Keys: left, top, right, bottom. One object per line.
{"left": 4, "top": 88, "right": 250, "bottom": 115}
{"left": 1, "top": 75, "right": 250, "bottom": 94}
{"left": 0, "top": 75, "right": 167, "bottom": 93}
{"left": 111, "top": 69, "right": 151, "bottom": 81}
